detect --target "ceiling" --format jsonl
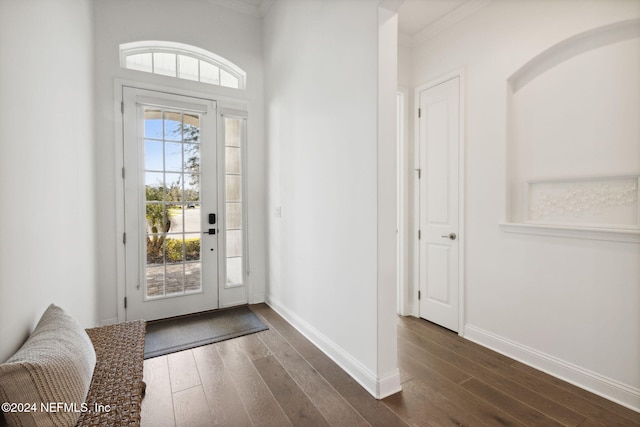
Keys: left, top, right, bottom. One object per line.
{"left": 209, "top": 0, "right": 487, "bottom": 44}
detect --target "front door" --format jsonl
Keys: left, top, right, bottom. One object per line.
{"left": 123, "top": 87, "right": 219, "bottom": 321}
{"left": 417, "top": 76, "right": 460, "bottom": 332}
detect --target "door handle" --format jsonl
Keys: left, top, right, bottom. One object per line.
{"left": 441, "top": 233, "right": 457, "bottom": 240}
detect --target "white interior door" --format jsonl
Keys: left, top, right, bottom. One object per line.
{"left": 123, "top": 87, "right": 219, "bottom": 321}
{"left": 418, "top": 77, "right": 460, "bottom": 332}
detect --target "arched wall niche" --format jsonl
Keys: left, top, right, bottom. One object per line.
{"left": 505, "top": 18, "right": 640, "bottom": 236}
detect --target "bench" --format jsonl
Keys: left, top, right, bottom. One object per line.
{"left": 75, "top": 320, "right": 146, "bottom": 427}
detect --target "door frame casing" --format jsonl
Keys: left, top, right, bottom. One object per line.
{"left": 412, "top": 68, "right": 466, "bottom": 336}
{"left": 114, "top": 78, "right": 250, "bottom": 322}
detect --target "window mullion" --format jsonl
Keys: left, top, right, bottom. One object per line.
{"left": 120, "top": 42, "right": 246, "bottom": 89}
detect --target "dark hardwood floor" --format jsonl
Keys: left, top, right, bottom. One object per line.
{"left": 140, "top": 304, "right": 640, "bottom": 426}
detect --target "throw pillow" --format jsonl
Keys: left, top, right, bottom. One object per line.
{"left": 0, "top": 304, "right": 96, "bottom": 427}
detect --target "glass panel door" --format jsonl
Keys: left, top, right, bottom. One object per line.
{"left": 123, "top": 87, "right": 218, "bottom": 321}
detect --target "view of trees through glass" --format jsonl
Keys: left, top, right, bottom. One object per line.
{"left": 142, "top": 108, "right": 246, "bottom": 297}
{"left": 144, "top": 109, "right": 202, "bottom": 297}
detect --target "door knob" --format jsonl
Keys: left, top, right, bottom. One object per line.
{"left": 441, "top": 233, "right": 457, "bottom": 240}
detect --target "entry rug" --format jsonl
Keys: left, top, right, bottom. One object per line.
{"left": 144, "top": 305, "right": 268, "bottom": 359}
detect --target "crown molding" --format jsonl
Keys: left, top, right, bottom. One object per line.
{"left": 406, "top": 0, "right": 492, "bottom": 48}
{"left": 208, "top": 0, "right": 272, "bottom": 18}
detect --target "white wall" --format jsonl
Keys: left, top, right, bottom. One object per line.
{"left": 397, "top": 41, "right": 415, "bottom": 315}
{"left": 398, "top": 43, "right": 413, "bottom": 89}
{"left": 377, "top": 5, "right": 401, "bottom": 396}
{"left": 508, "top": 26, "right": 639, "bottom": 225}
{"left": 93, "top": 0, "right": 266, "bottom": 323}
{"left": 411, "top": 0, "right": 640, "bottom": 410}
{"left": 0, "top": 0, "right": 97, "bottom": 361}
{"left": 264, "top": 0, "right": 399, "bottom": 398}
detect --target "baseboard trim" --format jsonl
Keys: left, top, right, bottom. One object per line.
{"left": 377, "top": 369, "right": 402, "bottom": 399}
{"left": 266, "top": 296, "right": 400, "bottom": 399}
{"left": 464, "top": 324, "right": 640, "bottom": 412}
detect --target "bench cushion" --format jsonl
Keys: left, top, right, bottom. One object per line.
{"left": 75, "top": 320, "right": 146, "bottom": 427}
{"left": 0, "top": 304, "right": 96, "bottom": 427}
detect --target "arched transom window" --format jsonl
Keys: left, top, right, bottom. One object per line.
{"left": 120, "top": 41, "right": 246, "bottom": 90}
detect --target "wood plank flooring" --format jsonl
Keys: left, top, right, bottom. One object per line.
{"left": 140, "top": 304, "right": 640, "bottom": 426}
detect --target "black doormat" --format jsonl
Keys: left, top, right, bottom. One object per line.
{"left": 144, "top": 305, "right": 268, "bottom": 359}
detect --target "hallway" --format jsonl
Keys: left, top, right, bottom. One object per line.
{"left": 141, "top": 304, "right": 640, "bottom": 426}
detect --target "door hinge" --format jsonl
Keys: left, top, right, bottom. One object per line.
{"left": 418, "top": 290, "right": 421, "bottom": 300}
{"left": 121, "top": 167, "right": 125, "bottom": 179}
{"left": 418, "top": 108, "right": 421, "bottom": 118}
{"left": 124, "top": 297, "right": 127, "bottom": 309}
{"left": 123, "top": 232, "right": 126, "bottom": 244}
{"left": 415, "top": 168, "right": 421, "bottom": 179}
{"left": 121, "top": 101, "right": 124, "bottom": 114}
{"left": 418, "top": 230, "right": 421, "bottom": 240}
